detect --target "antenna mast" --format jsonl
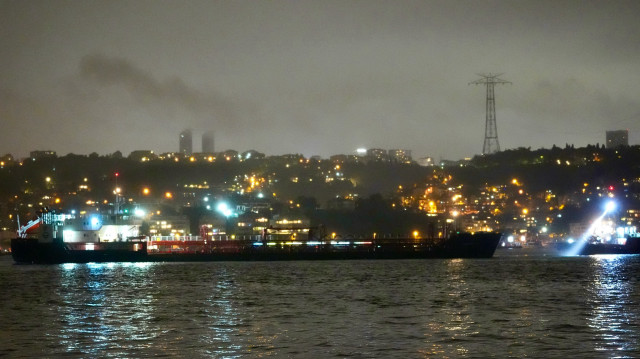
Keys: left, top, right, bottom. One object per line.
{"left": 470, "top": 73, "right": 511, "bottom": 155}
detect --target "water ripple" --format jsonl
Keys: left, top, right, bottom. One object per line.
{"left": 1, "top": 255, "right": 640, "bottom": 357}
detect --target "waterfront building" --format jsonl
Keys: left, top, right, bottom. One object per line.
{"left": 606, "top": 130, "right": 628, "bottom": 149}
{"left": 148, "top": 215, "right": 191, "bottom": 237}
{"left": 236, "top": 199, "right": 270, "bottom": 215}
{"left": 179, "top": 129, "right": 192, "bottom": 155}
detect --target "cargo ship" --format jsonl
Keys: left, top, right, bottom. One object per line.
{"left": 11, "top": 210, "right": 502, "bottom": 264}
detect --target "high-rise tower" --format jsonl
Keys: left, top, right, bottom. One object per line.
{"left": 606, "top": 130, "right": 629, "bottom": 149}
{"left": 202, "top": 131, "right": 215, "bottom": 153}
{"left": 470, "top": 73, "right": 511, "bottom": 155}
{"left": 179, "top": 129, "right": 192, "bottom": 155}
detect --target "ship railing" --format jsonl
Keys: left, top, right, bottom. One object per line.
{"left": 148, "top": 234, "right": 264, "bottom": 242}
{"left": 149, "top": 235, "right": 202, "bottom": 242}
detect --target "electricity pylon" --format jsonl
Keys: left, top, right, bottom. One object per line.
{"left": 470, "top": 73, "right": 511, "bottom": 155}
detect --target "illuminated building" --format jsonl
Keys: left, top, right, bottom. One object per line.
{"left": 389, "top": 149, "right": 412, "bottom": 163}
{"left": 366, "top": 148, "right": 388, "bottom": 162}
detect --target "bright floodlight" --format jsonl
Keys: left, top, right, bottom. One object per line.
{"left": 134, "top": 208, "right": 145, "bottom": 217}
{"left": 216, "top": 202, "right": 233, "bottom": 217}
{"left": 564, "top": 200, "right": 617, "bottom": 256}
{"left": 605, "top": 200, "right": 616, "bottom": 213}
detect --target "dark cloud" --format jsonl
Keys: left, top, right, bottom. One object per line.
{"left": 79, "top": 54, "right": 239, "bottom": 127}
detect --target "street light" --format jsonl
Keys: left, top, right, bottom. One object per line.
{"left": 451, "top": 210, "right": 459, "bottom": 232}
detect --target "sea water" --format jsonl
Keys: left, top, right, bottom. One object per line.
{"left": 1, "top": 252, "right": 639, "bottom": 358}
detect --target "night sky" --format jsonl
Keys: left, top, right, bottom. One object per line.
{"left": 1, "top": 0, "right": 639, "bottom": 160}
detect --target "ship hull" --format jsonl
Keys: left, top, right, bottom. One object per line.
{"left": 11, "top": 238, "right": 148, "bottom": 264}
{"left": 578, "top": 237, "right": 640, "bottom": 256}
{"left": 11, "top": 232, "right": 502, "bottom": 264}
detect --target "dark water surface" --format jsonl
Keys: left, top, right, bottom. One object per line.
{"left": 1, "top": 252, "right": 639, "bottom": 358}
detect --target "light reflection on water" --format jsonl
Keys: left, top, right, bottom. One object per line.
{"left": 421, "top": 258, "right": 474, "bottom": 357}
{"left": 55, "top": 262, "right": 159, "bottom": 357}
{"left": 201, "top": 267, "right": 244, "bottom": 357}
{"left": 1, "top": 255, "right": 639, "bottom": 358}
{"left": 586, "top": 255, "right": 639, "bottom": 354}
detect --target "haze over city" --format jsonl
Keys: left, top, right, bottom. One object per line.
{"left": 1, "top": 0, "right": 639, "bottom": 160}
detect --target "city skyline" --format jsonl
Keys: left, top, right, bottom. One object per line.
{"left": 1, "top": 1, "right": 639, "bottom": 160}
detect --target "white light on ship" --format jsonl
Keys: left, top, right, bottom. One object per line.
{"left": 605, "top": 200, "right": 616, "bottom": 213}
